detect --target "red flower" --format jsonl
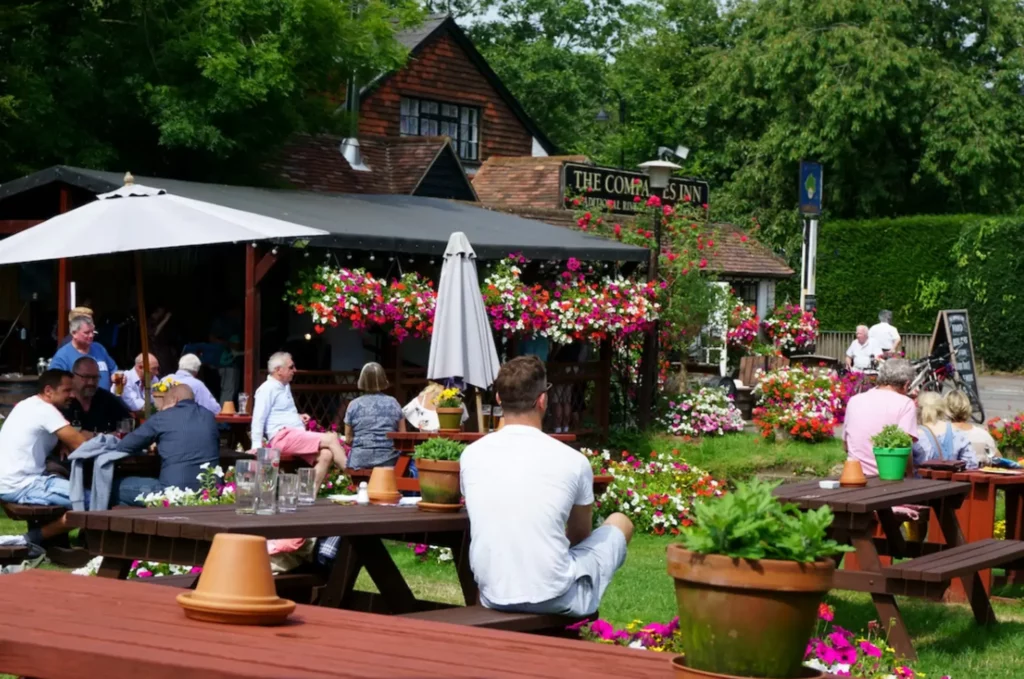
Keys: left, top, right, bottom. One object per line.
{"left": 740, "top": 234, "right": 749, "bottom": 243}
{"left": 633, "top": 196, "right": 641, "bottom": 203}
{"left": 314, "top": 325, "right": 325, "bottom": 334}
{"left": 606, "top": 200, "right": 615, "bottom": 208}
{"left": 699, "top": 258, "right": 708, "bottom": 269}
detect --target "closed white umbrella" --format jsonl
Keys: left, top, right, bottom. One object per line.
{"left": 428, "top": 232, "right": 501, "bottom": 428}
{"left": 0, "top": 178, "right": 328, "bottom": 265}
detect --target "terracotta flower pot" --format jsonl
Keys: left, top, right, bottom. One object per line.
{"left": 666, "top": 545, "right": 834, "bottom": 679}
{"left": 221, "top": 401, "right": 237, "bottom": 415}
{"left": 367, "top": 466, "right": 401, "bottom": 504}
{"left": 436, "top": 407, "right": 462, "bottom": 432}
{"left": 669, "top": 655, "right": 828, "bottom": 679}
{"left": 177, "top": 533, "right": 295, "bottom": 625}
{"left": 838, "top": 460, "right": 867, "bottom": 487}
{"left": 416, "top": 458, "right": 461, "bottom": 509}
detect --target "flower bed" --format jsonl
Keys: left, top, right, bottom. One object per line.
{"left": 581, "top": 449, "right": 724, "bottom": 535}
{"left": 761, "top": 304, "right": 819, "bottom": 354}
{"left": 660, "top": 387, "right": 744, "bottom": 437}
{"left": 752, "top": 365, "right": 846, "bottom": 442}
{"left": 571, "top": 605, "right": 949, "bottom": 678}
{"left": 988, "top": 413, "right": 1024, "bottom": 455}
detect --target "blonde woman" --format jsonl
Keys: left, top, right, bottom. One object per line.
{"left": 343, "top": 362, "right": 405, "bottom": 469}
{"left": 945, "top": 390, "right": 998, "bottom": 465}
{"left": 912, "top": 392, "right": 979, "bottom": 469}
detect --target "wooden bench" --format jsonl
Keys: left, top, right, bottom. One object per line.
{"left": 402, "top": 605, "right": 588, "bottom": 635}
{"left": 132, "top": 569, "right": 327, "bottom": 604}
{"left": 0, "top": 501, "right": 67, "bottom": 526}
{"left": 884, "top": 538, "right": 1024, "bottom": 584}
{"left": 0, "top": 545, "right": 29, "bottom": 566}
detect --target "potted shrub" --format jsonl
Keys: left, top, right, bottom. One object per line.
{"left": 433, "top": 387, "right": 464, "bottom": 431}
{"left": 413, "top": 437, "right": 466, "bottom": 512}
{"left": 871, "top": 424, "right": 913, "bottom": 481}
{"left": 666, "top": 480, "right": 850, "bottom": 679}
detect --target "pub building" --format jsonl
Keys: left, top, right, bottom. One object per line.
{"left": 0, "top": 13, "right": 789, "bottom": 435}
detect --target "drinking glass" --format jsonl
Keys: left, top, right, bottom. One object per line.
{"left": 297, "top": 467, "right": 317, "bottom": 506}
{"left": 237, "top": 392, "right": 250, "bottom": 415}
{"left": 278, "top": 473, "right": 299, "bottom": 513}
{"left": 481, "top": 405, "right": 493, "bottom": 432}
{"left": 255, "top": 449, "right": 280, "bottom": 515}
{"left": 234, "top": 460, "right": 258, "bottom": 515}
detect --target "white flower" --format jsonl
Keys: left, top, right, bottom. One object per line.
{"left": 72, "top": 556, "right": 103, "bottom": 576}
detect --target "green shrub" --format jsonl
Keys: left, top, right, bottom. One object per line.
{"left": 815, "top": 215, "right": 970, "bottom": 333}
{"left": 413, "top": 437, "right": 466, "bottom": 461}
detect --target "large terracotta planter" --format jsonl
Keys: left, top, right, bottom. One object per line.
{"left": 436, "top": 407, "right": 462, "bottom": 432}
{"left": 666, "top": 545, "right": 834, "bottom": 679}
{"left": 416, "top": 458, "right": 461, "bottom": 510}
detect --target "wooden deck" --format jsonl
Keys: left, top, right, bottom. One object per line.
{"left": 0, "top": 570, "right": 672, "bottom": 678}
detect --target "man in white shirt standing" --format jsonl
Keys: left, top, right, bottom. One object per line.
{"left": 869, "top": 309, "right": 902, "bottom": 355}
{"left": 250, "top": 352, "right": 347, "bottom": 492}
{"left": 460, "top": 356, "right": 634, "bottom": 617}
{"left": 0, "top": 370, "right": 90, "bottom": 547}
{"left": 845, "top": 325, "right": 880, "bottom": 372}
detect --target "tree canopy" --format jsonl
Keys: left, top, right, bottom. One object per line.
{"left": 0, "top": 0, "right": 421, "bottom": 181}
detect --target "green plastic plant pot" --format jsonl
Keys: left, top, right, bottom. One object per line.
{"left": 873, "top": 447, "right": 911, "bottom": 481}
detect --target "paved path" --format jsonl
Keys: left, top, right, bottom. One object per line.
{"left": 978, "top": 375, "right": 1024, "bottom": 421}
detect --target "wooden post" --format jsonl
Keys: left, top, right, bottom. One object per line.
{"left": 56, "top": 187, "right": 72, "bottom": 340}
{"left": 244, "top": 245, "right": 256, "bottom": 398}
{"left": 598, "top": 339, "right": 612, "bottom": 442}
{"left": 134, "top": 253, "right": 152, "bottom": 413}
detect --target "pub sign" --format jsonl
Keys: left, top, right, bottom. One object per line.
{"left": 561, "top": 162, "right": 710, "bottom": 215}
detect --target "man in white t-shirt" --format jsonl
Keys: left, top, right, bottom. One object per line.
{"left": 868, "top": 310, "right": 902, "bottom": 354}
{"left": 845, "top": 325, "right": 881, "bottom": 372}
{"left": 460, "top": 356, "right": 634, "bottom": 617}
{"left": 0, "top": 370, "right": 90, "bottom": 547}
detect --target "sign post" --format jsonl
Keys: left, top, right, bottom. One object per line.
{"left": 798, "top": 161, "right": 823, "bottom": 311}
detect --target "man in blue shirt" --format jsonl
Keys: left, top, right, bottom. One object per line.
{"left": 50, "top": 315, "right": 118, "bottom": 391}
{"left": 113, "top": 384, "right": 220, "bottom": 505}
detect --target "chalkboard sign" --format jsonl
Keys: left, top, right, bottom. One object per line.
{"left": 928, "top": 309, "right": 981, "bottom": 410}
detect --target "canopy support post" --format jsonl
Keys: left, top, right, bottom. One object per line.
{"left": 135, "top": 252, "right": 152, "bottom": 414}
{"left": 56, "top": 187, "right": 72, "bottom": 340}
{"left": 244, "top": 245, "right": 279, "bottom": 398}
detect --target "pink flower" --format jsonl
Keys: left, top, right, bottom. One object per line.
{"left": 567, "top": 257, "right": 581, "bottom": 271}
{"left": 859, "top": 641, "right": 882, "bottom": 658}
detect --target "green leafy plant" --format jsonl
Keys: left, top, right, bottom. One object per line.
{"left": 679, "top": 480, "right": 852, "bottom": 562}
{"left": 413, "top": 437, "right": 466, "bottom": 462}
{"left": 871, "top": 424, "right": 913, "bottom": 450}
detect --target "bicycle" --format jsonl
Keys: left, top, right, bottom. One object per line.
{"left": 907, "top": 353, "right": 985, "bottom": 424}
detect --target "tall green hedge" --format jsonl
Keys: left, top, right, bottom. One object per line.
{"left": 815, "top": 213, "right": 1024, "bottom": 370}
{"left": 815, "top": 215, "right": 972, "bottom": 333}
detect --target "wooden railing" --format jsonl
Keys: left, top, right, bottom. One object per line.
{"left": 815, "top": 331, "right": 932, "bottom": 361}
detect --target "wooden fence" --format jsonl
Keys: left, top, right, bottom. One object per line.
{"left": 815, "top": 331, "right": 933, "bottom": 361}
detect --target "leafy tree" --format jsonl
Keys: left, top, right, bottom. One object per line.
{"left": 0, "top": 0, "right": 421, "bottom": 182}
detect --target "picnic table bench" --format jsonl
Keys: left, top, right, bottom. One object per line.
{"left": 775, "top": 477, "right": 1024, "bottom": 660}
{"left": 0, "top": 570, "right": 678, "bottom": 679}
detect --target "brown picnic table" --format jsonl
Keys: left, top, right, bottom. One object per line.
{"left": 774, "top": 477, "right": 1024, "bottom": 661}
{"left": 64, "top": 501, "right": 476, "bottom": 614}
{"left": 0, "top": 570, "right": 679, "bottom": 679}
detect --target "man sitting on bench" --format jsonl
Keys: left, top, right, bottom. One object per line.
{"left": 460, "top": 356, "right": 634, "bottom": 617}
{"left": 0, "top": 370, "right": 91, "bottom": 547}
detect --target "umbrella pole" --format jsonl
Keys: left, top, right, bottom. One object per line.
{"left": 475, "top": 388, "right": 485, "bottom": 433}
{"left": 135, "top": 252, "right": 152, "bottom": 414}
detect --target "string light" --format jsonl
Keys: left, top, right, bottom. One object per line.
{"left": 347, "top": 254, "right": 352, "bottom": 260}
{"left": 369, "top": 254, "right": 375, "bottom": 261}
{"left": 303, "top": 252, "right": 310, "bottom": 258}
{"left": 304, "top": 333, "right": 311, "bottom": 341}
{"left": 388, "top": 256, "right": 394, "bottom": 261}
{"left": 271, "top": 247, "right": 279, "bottom": 255}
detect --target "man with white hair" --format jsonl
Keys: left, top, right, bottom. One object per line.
{"left": 120, "top": 353, "right": 160, "bottom": 412}
{"left": 845, "top": 325, "right": 880, "bottom": 372}
{"left": 172, "top": 354, "right": 221, "bottom": 414}
{"left": 50, "top": 315, "right": 118, "bottom": 391}
{"left": 251, "top": 352, "right": 347, "bottom": 491}
{"left": 869, "top": 309, "right": 902, "bottom": 355}
{"left": 843, "top": 358, "right": 919, "bottom": 476}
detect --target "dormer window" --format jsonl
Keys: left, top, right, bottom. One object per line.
{"left": 400, "top": 97, "right": 479, "bottom": 161}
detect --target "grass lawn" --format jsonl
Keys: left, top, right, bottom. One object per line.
{"left": 645, "top": 432, "right": 847, "bottom": 481}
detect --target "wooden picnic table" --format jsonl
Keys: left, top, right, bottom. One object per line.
{"left": 216, "top": 413, "right": 252, "bottom": 450}
{"left": 65, "top": 501, "right": 475, "bottom": 614}
{"left": 774, "top": 477, "right": 1024, "bottom": 660}
{"left": 0, "top": 570, "right": 677, "bottom": 679}
{"left": 917, "top": 467, "right": 1024, "bottom": 590}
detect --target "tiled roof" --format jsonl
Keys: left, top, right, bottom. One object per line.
{"left": 471, "top": 155, "right": 591, "bottom": 209}
{"left": 482, "top": 204, "right": 793, "bottom": 278}
{"left": 395, "top": 14, "right": 448, "bottom": 50}
{"left": 274, "top": 134, "right": 458, "bottom": 195}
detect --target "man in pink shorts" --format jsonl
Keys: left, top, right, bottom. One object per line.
{"left": 250, "top": 352, "right": 347, "bottom": 491}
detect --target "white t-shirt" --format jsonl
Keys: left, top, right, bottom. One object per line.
{"left": 846, "top": 339, "right": 880, "bottom": 370}
{"left": 460, "top": 425, "right": 594, "bottom": 605}
{"left": 0, "top": 396, "right": 69, "bottom": 494}
{"left": 868, "top": 322, "right": 901, "bottom": 351}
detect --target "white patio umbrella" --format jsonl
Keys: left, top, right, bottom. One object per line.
{"left": 0, "top": 174, "right": 329, "bottom": 410}
{"left": 0, "top": 177, "right": 328, "bottom": 265}
{"left": 427, "top": 232, "right": 501, "bottom": 430}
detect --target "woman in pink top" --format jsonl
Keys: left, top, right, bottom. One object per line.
{"left": 843, "top": 359, "right": 920, "bottom": 476}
